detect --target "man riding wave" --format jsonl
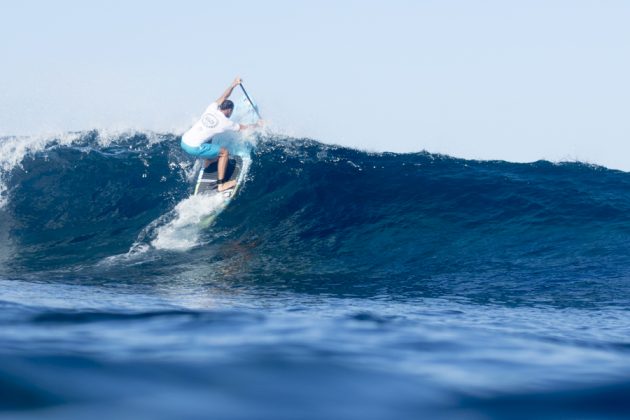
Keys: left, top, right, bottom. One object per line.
{"left": 181, "top": 77, "right": 261, "bottom": 192}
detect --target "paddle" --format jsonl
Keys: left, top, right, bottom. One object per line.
{"left": 239, "top": 83, "right": 262, "bottom": 120}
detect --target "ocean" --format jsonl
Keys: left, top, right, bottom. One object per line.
{"left": 0, "top": 130, "right": 629, "bottom": 419}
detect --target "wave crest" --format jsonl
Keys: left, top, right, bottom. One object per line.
{"left": 1, "top": 130, "right": 630, "bottom": 307}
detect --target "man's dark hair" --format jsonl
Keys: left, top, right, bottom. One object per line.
{"left": 219, "top": 100, "right": 234, "bottom": 111}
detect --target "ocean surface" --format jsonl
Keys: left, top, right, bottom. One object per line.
{"left": 0, "top": 130, "right": 629, "bottom": 419}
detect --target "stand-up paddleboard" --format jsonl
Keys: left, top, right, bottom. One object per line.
{"left": 193, "top": 155, "right": 248, "bottom": 227}
{"left": 194, "top": 156, "right": 243, "bottom": 196}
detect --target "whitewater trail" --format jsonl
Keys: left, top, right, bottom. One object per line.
{"left": 101, "top": 192, "right": 227, "bottom": 263}
{"left": 150, "top": 194, "right": 227, "bottom": 250}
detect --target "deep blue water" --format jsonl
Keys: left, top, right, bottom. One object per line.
{"left": 0, "top": 131, "right": 629, "bottom": 419}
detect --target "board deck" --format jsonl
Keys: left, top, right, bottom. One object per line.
{"left": 194, "top": 156, "right": 243, "bottom": 197}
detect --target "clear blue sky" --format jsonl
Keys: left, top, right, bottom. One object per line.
{"left": 1, "top": 0, "right": 629, "bottom": 169}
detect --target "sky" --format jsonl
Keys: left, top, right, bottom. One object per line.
{"left": 1, "top": 0, "right": 629, "bottom": 169}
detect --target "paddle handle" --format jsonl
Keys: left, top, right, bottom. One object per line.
{"left": 239, "top": 83, "right": 262, "bottom": 119}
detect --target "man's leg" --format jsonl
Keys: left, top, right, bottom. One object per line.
{"left": 204, "top": 158, "right": 218, "bottom": 168}
{"left": 217, "top": 148, "right": 236, "bottom": 192}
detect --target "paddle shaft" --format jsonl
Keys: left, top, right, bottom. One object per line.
{"left": 239, "top": 83, "right": 262, "bottom": 119}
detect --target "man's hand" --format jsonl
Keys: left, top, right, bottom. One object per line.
{"left": 217, "top": 77, "right": 242, "bottom": 104}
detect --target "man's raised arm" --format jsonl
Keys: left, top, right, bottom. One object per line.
{"left": 216, "top": 77, "right": 242, "bottom": 104}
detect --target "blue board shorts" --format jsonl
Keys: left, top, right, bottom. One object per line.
{"left": 180, "top": 140, "right": 221, "bottom": 159}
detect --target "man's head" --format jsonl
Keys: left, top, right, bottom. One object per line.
{"left": 219, "top": 100, "right": 234, "bottom": 118}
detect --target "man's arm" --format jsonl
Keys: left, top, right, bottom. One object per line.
{"left": 216, "top": 77, "right": 242, "bottom": 104}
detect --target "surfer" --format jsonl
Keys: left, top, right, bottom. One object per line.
{"left": 181, "top": 77, "right": 260, "bottom": 192}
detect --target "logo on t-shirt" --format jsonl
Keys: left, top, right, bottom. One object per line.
{"left": 201, "top": 113, "right": 219, "bottom": 129}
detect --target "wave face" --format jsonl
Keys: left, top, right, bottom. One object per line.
{"left": 2, "top": 132, "right": 189, "bottom": 269}
{"left": 2, "top": 131, "right": 630, "bottom": 307}
{"left": 1, "top": 131, "right": 630, "bottom": 418}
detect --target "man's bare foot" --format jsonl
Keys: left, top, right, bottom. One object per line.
{"left": 218, "top": 180, "right": 237, "bottom": 192}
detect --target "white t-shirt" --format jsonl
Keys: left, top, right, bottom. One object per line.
{"left": 182, "top": 102, "right": 240, "bottom": 147}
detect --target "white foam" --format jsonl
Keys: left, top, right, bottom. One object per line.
{"left": 0, "top": 131, "right": 78, "bottom": 208}
{"left": 99, "top": 192, "right": 226, "bottom": 264}
{"left": 150, "top": 193, "right": 226, "bottom": 251}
